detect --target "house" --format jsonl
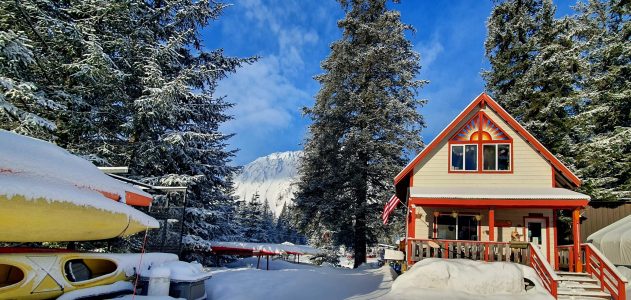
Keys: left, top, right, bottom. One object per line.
{"left": 393, "top": 93, "right": 627, "bottom": 299}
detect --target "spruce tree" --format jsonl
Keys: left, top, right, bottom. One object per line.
{"left": 483, "top": 0, "right": 581, "bottom": 160}
{"left": 572, "top": 0, "right": 630, "bottom": 200}
{"left": 0, "top": 1, "right": 255, "bottom": 257}
{"left": 295, "top": 0, "right": 426, "bottom": 267}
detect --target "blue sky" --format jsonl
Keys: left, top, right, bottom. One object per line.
{"left": 202, "top": 0, "right": 577, "bottom": 166}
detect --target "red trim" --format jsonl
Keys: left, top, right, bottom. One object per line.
{"left": 97, "top": 190, "right": 121, "bottom": 201}
{"left": 572, "top": 208, "right": 582, "bottom": 272}
{"left": 394, "top": 92, "right": 581, "bottom": 186}
{"left": 410, "top": 198, "right": 589, "bottom": 208}
{"left": 409, "top": 173, "right": 414, "bottom": 187}
{"left": 553, "top": 209, "right": 559, "bottom": 270}
{"left": 125, "top": 191, "right": 153, "bottom": 207}
{"left": 489, "top": 208, "right": 495, "bottom": 241}
{"left": 523, "top": 216, "right": 551, "bottom": 264}
{"left": 409, "top": 204, "right": 416, "bottom": 238}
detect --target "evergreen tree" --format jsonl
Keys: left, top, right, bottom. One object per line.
{"left": 483, "top": 0, "right": 582, "bottom": 160}
{"left": 572, "top": 0, "right": 630, "bottom": 200}
{"left": 295, "top": 0, "right": 426, "bottom": 267}
{"left": 0, "top": 1, "right": 255, "bottom": 256}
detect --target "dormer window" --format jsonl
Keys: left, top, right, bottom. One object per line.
{"left": 449, "top": 112, "right": 512, "bottom": 173}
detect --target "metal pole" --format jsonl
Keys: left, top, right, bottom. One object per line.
{"left": 178, "top": 188, "right": 188, "bottom": 255}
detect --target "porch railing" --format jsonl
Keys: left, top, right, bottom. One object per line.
{"left": 557, "top": 243, "right": 627, "bottom": 300}
{"left": 408, "top": 239, "right": 558, "bottom": 297}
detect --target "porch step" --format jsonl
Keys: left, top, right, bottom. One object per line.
{"left": 557, "top": 275, "right": 599, "bottom": 283}
{"left": 557, "top": 271, "right": 592, "bottom": 277}
{"left": 557, "top": 289, "right": 611, "bottom": 299}
{"left": 558, "top": 281, "right": 601, "bottom": 290}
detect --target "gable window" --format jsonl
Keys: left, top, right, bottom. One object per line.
{"left": 449, "top": 112, "right": 513, "bottom": 173}
{"left": 451, "top": 145, "right": 477, "bottom": 171}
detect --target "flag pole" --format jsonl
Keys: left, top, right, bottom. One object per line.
{"left": 404, "top": 190, "right": 410, "bottom": 270}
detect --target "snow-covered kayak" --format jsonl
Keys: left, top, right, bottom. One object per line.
{"left": 0, "top": 175, "right": 158, "bottom": 242}
{"left": 0, "top": 251, "right": 178, "bottom": 300}
{"left": 0, "top": 130, "right": 158, "bottom": 242}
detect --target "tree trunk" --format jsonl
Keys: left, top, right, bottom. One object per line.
{"left": 353, "top": 152, "right": 369, "bottom": 268}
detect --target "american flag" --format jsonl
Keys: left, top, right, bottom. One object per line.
{"left": 381, "top": 194, "right": 401, "bottom": 225}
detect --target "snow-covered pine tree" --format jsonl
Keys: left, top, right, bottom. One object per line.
{"left": 1, "top": 1, "right": 254, "bottom": 256}
{"left": 483, "top": 0, "right": 581, "bottom": 160}
{"left": 295, "top": 0, "right": 426, "bottom": 268}
{"left": 124, "top": 0, "right": 256, "bottom": 256}
{"left": 571, "top": 0, "right": 630, "bottom": 201}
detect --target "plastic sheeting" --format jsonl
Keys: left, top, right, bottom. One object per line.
{"left": 587, "top": 214, "right": 631, "bottom": 266}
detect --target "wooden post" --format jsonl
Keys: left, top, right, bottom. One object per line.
{"left": 553, "top": 209, "right": 559, "bottom": 270}
{"left": 486, "top": 208, "right": 495, "bottom": 261}
{"left": 256, "top": 252, "right": 261, "bottom": 269}
{"left": 407, "top": 205, "right": 416, "bottom": 266}
{"left": 266, "top": 255, "right": 270, "bottom": 270}
{"left": 573, "top": 208, "right": 582, "bottom": 273}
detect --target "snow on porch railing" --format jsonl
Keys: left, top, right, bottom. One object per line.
{"left": 557, "top": 243, "right": 627, "bottom": 300}
{"left": 529, "top": 241, "right": 559, "bottom": 297}
{"left": 583, "top": 244, "right": 627, "bottom": 300}
{"left": 407, "top": 239, "right": 528, "bottom": 264}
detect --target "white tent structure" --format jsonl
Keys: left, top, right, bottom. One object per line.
{"left": 587, "top": 214, "right": 631, "bottom": 266}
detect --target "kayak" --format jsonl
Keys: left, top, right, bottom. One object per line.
{"left": 0, "top": 251, "right": 178, "bottom": 299}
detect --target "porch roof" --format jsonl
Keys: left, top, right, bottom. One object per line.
{"left": 409, "top": 187, "right": 590, "bottom": 200}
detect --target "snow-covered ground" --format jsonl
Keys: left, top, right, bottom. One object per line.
{"left": 202, "top": 257, "right": 555, "bottom": 300}
{"left": 206, "top": 257, "right": 394, "bottom": 300}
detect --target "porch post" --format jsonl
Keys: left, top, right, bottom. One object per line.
{"left": 572, "top": 207, "right": 582, "bottom": 273}
{"left": 406, "top": 204, "right": 415, "bottom": 266}
{"left": 489, "top": 208, "right": 495, "bottom": 241}
{"left": 553, "top": 209, "right": 559, "bottom": 270}
{"left": 485, "top": 208, "right": 495, "bottom": 261}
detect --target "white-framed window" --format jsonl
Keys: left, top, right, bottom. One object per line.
{"left": 450, "top": 144, "right": 478, "bottom": 171}
{"left": 482, "top": 144, "right": 511, "bottom": 171}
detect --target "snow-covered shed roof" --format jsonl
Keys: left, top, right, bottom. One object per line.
{"left": 0, "top": 130, "right": 152, "bottom": 205}
{"left": 410, "top": 187, "right": 590, "bottom": 200}
{"left": 587, "top": 214, "right": 631, "bottom": 265}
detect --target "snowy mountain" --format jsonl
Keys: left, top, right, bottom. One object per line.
{"left": 234, "top": 151, "right": 302, "bottom": 217}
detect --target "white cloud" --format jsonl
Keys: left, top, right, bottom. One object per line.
{"left": 218, "top": 56, "right": 310, "bottom": 135}
{"left": 416, "top": 37, "right": 444, "bottom": 69}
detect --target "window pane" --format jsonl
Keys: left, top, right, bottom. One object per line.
{"left": 465, "top": 145, "right": 477, "bottom": 170}
{"left": 451, "top": 145, "right": 463, "bottom": 170}
{"left": 457, "top": 216, "right": 478, "bottom": 241}
{"left": 437, "top": 215, "right": 456, "bottom": 240}
{"left": 498, "top": 144, "right": 510, "bottom": 170}
{"left": 483, "top": 145, "right": 496, "bottom": 170}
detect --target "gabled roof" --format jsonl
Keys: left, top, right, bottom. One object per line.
{"left": 394, "top": 92, "right": 581, "bottom": 187}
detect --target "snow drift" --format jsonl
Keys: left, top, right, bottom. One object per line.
{"left": 587, "top": 214, "right": 631, "bottom": 265}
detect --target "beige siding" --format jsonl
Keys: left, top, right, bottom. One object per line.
{"left": 412, "top": 107, "right": 552, "bottom": 188}
{"left": 413, "top": 207, "right": 555, "bottom": 261}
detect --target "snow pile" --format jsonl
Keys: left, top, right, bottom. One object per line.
{"left": 0, "top": 130, "right": 158, "bottom": 228}
{"left": 207, "top": 257, "right": 394, "bottom": 300}
{"left": 385, "top": 259, "right": 553, "bottom": 300}
{"left": 234, "top": 151, "right": 302, "bottom": 216}
{"left": 142, "top": 260, "right": 212, "bottom": 282}
{"left": 211, "top": 241, "right": 323, "bottom": 255}
{"left": 0, "top": 130, "right": 151, "bottom": 202}
{"left": 57, "top": 281, "right": 133, "bottom": 300}
{"left": 587, "top": 214, "right": 631, "bottom": 265}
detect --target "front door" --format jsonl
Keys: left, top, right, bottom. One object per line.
{"left": 525, "top": 218, "right": 548, "bottom": 258}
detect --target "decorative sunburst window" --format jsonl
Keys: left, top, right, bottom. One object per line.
{"left": 449, "top": 112, "right": 513, "bottom": 172}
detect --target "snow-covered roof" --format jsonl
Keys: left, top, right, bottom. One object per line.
{"left": 211, "top": 241, "right": 323, "bottom": 256}
{"left": 587, "top": 214, "right": 631, "bottom": 265}
{"left": 409, "top": 187, "right": 590, "bottom": 200}
{"left": 0, "top": 130, "right": 152, "bottom": 203}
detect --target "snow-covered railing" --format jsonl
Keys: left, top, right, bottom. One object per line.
{"left": 528, "top": 242, "right": 559, "bottom": 297}
{"left": 407, "top": 239, "right": 528, "bottom": 264}
{"left": 583, "top": 243, "right": 627, "bottom": 300}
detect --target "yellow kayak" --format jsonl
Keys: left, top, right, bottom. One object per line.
{"left": 0, "top": 251, "right": 178, "bottom": 299}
